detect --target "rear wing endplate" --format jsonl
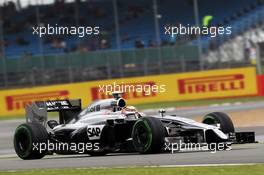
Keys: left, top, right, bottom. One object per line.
{"left": 25, "top": 99, "right": 81, "bottom": 126}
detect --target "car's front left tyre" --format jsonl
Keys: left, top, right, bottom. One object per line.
{"left": 132, "top": 117, "right": 165, "bottom": 154}
{"left": 14, "top": 123, "right": 48, "bottom": 160}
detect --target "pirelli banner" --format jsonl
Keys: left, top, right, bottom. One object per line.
{"left": 0, "top": 67, "right": 257, "bottom": 116}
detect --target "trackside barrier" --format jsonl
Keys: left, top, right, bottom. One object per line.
{"left": 0, "top": 67, "right": 257, "bottom": 117}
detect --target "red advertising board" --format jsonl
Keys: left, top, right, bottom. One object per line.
{"left": 257, "top": 75, "right": 264, "bottom": 96}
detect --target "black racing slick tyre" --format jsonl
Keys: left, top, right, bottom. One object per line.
{"left": 132, "top": 117, "right": 165, "bottom": 154}
{"left": 202, "top": 112, "right": 235, "bottom": 134}
{"left": 14, "top": 123, "right": 48, "bottom": 160}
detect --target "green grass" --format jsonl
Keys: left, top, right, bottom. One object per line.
{"left": 0, "top": 112, "right": 59, "bottom": 120}
{"left": 0, "top": 115, "right": 25, "bottom": 121}
{"left": 0, "top": 165, "right": 264, "bottom": 175}
{"left": 135, "top": 96, "right": 264, "bottom": 110}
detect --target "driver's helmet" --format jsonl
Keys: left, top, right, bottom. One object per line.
{"left": 121, "top": 106, "right": 140, "bottom": 118}
{"left": 122, "top": 106, "right": 137, "bottom": 112}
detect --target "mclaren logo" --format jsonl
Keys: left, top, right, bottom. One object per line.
{"left": 178, "top": 74, "right": 245, "bottom": 94}
{"left": 5, "top": 90, "right": 69, "bottom": 111}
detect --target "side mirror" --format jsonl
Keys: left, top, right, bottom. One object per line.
{"left": 158, "top": 108, "right": 166, "bottom": 117}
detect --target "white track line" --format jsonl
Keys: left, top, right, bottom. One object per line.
{"left": 144, "top": 163, "right": 258, "bottom": 168}
{"left": 73, "top": 163, "right": 259, "bottom": 170}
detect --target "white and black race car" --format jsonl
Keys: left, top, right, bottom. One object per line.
{"left": 13, "top": 92, "right": 255, "bottom": 159}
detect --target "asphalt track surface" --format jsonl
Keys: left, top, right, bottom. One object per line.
{"left": 0, "top": 101, "right": 264, "bottom": 170}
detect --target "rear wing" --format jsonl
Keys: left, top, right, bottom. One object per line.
{"left": 25, "top": 99, "right": 81, "bottom": 126}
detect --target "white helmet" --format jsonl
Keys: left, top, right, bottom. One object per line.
{"left": 121, "top": 106, "right": 140, "bottom": 118}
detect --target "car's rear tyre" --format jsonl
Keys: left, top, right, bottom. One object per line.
{"left": 202, "top": 112, "right": 235, "bottom": 134}
{"left": 14, "top": 123, "right": 48, "bottom": 160}
{"left": 132, "top": 117, "right": 165, "bottom": 154}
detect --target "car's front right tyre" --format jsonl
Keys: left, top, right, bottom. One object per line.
{"left": 202, "top": 112, "right": 234, "bottom": 150}
{"left": 203, "top": 112, "right": 235, "bottom": 134}
{"left": 14, "top": 123, "right": 48, "bottom": 160}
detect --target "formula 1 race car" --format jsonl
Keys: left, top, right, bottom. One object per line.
{"left": 13, "top": 92, "right": 255, "bottom": 159}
